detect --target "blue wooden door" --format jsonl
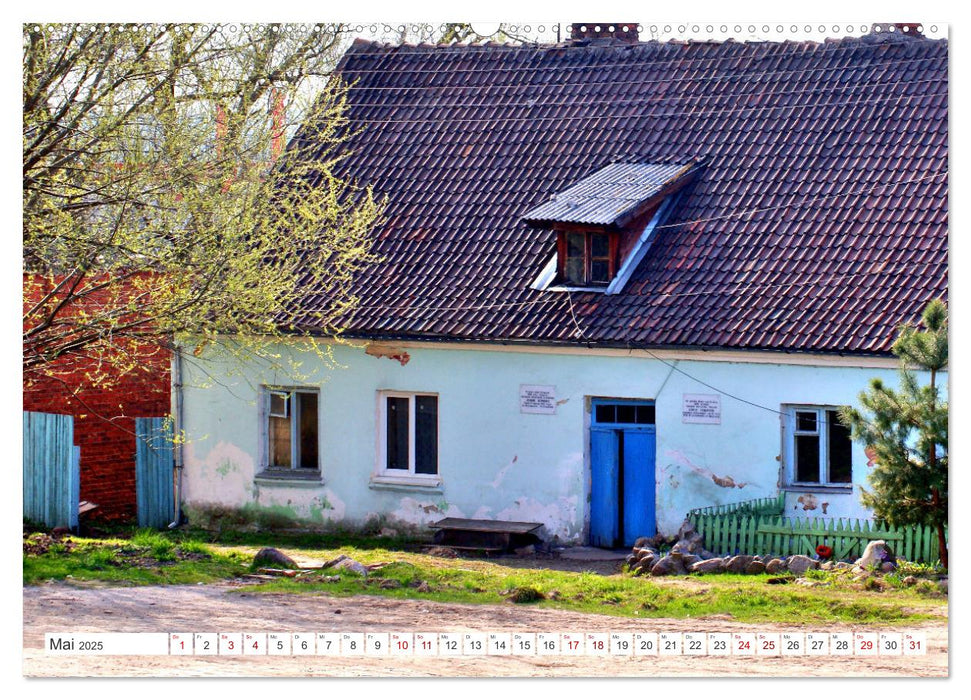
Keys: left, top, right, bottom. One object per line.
{"left": 590, "top": 428, "right": 620, "bottom": 547}
{"left": 622, "top": 429, "right": 656, "bottom": 546}
{"left": 590, "top": 400, "right": 656, "bottom": 548}
{"left": 135, "top": 417, "right": 175, "bottom": 528}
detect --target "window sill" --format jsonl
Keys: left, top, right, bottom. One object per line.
{"left": 255, "top": 469, "right": 324, "bottom": 487}
{"left": 369, "top": 475, "right": 443, "bottom": 493}
{"left": 545, "top": 284, "right": 608, "bottom": 293}
{"left": 785, "top": 484, "right": 853, "bottom": 494}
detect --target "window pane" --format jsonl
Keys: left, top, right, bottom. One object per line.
{"left": 595, "top": 404, "right": 615, "bottom": 423}
{"left": 590, "top": 260, "right": 609, "bottom": 283}
{"left": 386, "top": 397, "right": 409, "bottom": 470}
{"left": 827, "top": 410, "right": 852, "bottom": 483}
{"left": 415, "top": 396, "right": 438, "bottom": 475}
{"left": 269, "top": 415, "right": 291, "bottom": 468}
{"left": 564, "top": 258, "right": 584, "bottom": 285}
{"left": 564, "top": 233, "right": 586, "bottom": 284}
{"left": 566, "top": 232, "right": 585, "bottom": 257}
{"left": 269, "top": 392, "right": 288, "bottom": 417}
{"left": 796, "top": 411, "right": 818, "bottom": 433}
{"left": 617, "top": 405, "right": 636, "bottom": 423}
{"left": 591, "top": 233, "right": 609, "bottom": 257}
{"left": 635, "top": 405, "right": 656, "bottom": 424}
{"left": 298, "top": 393, "right": 318, "bottom": 470}
{"left": 795, "top": 435, "right": 820, "bottom": 482}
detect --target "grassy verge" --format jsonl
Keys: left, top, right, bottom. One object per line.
{"left": 23, "top": 530, "right": 248, "bottom": 585}
{"left": 23, "top": 529, "right": 947, "bottom": 624}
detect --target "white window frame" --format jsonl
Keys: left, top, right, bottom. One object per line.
{"left": 374, "top": 390, "right": 441, "bottom": 487}
{"left": 782, "top": 404, "right": 853, "bottom": 489}
{"left": 262, "top": 386, "right": 320, "bottom": 473}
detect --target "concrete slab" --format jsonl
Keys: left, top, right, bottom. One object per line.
{"left": 556, "top": 547, "right": 629, "bottom": 561}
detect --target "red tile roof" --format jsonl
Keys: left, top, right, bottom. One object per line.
{"left": 294, "top": 33, "right": 947, "bottom": 355}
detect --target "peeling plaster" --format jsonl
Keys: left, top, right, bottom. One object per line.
{"left": 821, "top": 501, "right": 829, "bottom": 515}
{"left": 797, "top": 494, "right": 818, "bottom": 511}
{"left": 490, "top": 455, "right": 518, "bottom": 488}
{"left": 365, "top": 343, "right": 410, "bottom": 366}
{"left": 392, "top": 497, "right": 465, "bottom": 526}
{"left": 665, "top": 449, "right": 750, "bottom": 489}
{"left": 184, "top": 442, "right": 253, "bottom": 505}
{"left": 495, "top": 496, "right": 580, "bottom": 542}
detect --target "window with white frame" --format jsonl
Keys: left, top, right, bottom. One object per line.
{"left": 783, "top": 406, "right": 852, "bottom": 487}
{"left": 378, "top": 391, "right": 438, "bottom": 480}
{"left": 264, "top": 387, "right": 319, "bottom": 472}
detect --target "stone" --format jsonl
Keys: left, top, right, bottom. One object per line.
{"left": 724, "top": 555, "right": 755, "bottom": 574}
{"left": 855, "top": 540, "right": 895, "bottom": 569}
{"left": 634, "top": 547, "right": 658, "bottom": 560}
{"left": 625, "top": 554, "right": 639, "bottom": 568}
{"left": 252, "top": 547, "right": 298, "bottom": 569}
{"left": 834, "top": 561, "right": 852, "bottom": 570}
{"left": 820, "top": 560, "right": 834, "bottom": 571}
{"left": 632, "top": 537, "right": 652, "bottom": 549}
{"left": 786, "top": 555, "right": 818, "bottom": 576}
{"left": 332, "top": 558, "right": 369, "bottom": 576}
{"left": 651, "top": 553, "right": 687, "bottom": 576}
{"left": 939, "top": 578, "right": 948, "bottom": 594}
{"left": 378, "top": 527, "right": 399, "bottom": 538}
{"left": 765, "top": 558, "right": 786, "bottom": 574}
{"left": 902, "top": 576, "right": 918, "bottom": 586}
{"left": 690, "top": 558, "right": 726, "bottom": 574}
{"left": 880, "top": 561, "right": 896, "bottom": 573}
{"left": 636, "top": 554, "right": 658, "bottom": 573}
{"left": 699, "top": 549, "right": 718, "bottom": 561}
{"left": 681, "top": 554, "right": 701, "bottom": 568}
{"left": 745, "top": 560, "right": 767, "bottom": 575}
{"left": 677, "top": 519, "right": 697, "bottom": 540}
{"left": 416, "top": 581, "right": 431, "bottom": 592}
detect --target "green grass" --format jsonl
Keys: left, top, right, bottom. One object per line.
{"left": 23, "top": 530, "right": 947, "bottom": 624}
{"left": 23, "top": 534, "right": 248, "bottom": 586}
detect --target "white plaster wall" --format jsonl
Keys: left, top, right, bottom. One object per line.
{"left": 179, "top": 341, "right": 942, "bottom": 542}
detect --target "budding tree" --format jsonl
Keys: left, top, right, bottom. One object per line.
{"left": 23, "top": 23, "right": 382, "bottom": 391}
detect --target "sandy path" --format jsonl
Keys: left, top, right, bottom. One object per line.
{"left": 23, "top": 581, "right": 948, "bottom": 677}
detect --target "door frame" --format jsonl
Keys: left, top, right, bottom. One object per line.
{"left": 587, "top": 397, "right": 657, "bottom": 547}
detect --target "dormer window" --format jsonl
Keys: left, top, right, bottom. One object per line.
{"left": 560, "top": 230, "right": 617, "bottom": 286}
{"left": 523, "top": 161, "right": 699, "bottom": 294}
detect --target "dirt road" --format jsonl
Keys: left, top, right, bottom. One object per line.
{"left": 23, "top": 581, "right": 948, "bottom": 677}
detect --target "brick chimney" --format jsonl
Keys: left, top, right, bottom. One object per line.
{"left": 570, "top": 23, "right": 639, "bottom": 44}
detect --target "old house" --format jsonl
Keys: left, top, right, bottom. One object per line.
{"left": 178, "top": 25, "right": 947, "bottom": 546}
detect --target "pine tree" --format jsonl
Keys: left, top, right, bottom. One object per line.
{"left": 840, "top": 299, "right": 948, "bottom": 567}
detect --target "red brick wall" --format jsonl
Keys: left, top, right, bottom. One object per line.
{"left": 23, "top": 274, "right": 171, "bottom": 522}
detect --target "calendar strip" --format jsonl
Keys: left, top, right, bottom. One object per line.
{"left": 44, "top": 631, "right": 927, "bottom": 656}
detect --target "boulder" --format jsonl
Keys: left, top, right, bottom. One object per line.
{"left": 632, "top": 537, "right": 652, "bottom": 549}
{"left": 745, "top": 560, "right": 767, "bottom": 575}
{"left": 634, "top": 547, "right": 659, "bottom": 561}
{"left": 332, "top": 558, "right": 369, "bottom": 576}
{"left": 855, "top": 540, "right": 895, "bottom": 569}
{"left": 681, "top": 554, "right": 701, "bottom": 568}
{"left": 252, "top": 547, "right": 298, "bottom": 569}
{"left": 690, "top": 558, "right": 726, "bottom": 574}
{"left": 786, "top": 555, "right": 818, "bottom": 576}
{"left": 725, "top": 555, "right": 756, "bottom": 574}
{"left": 902, "top": 576, "right": 918, "bottom": 586}
{"left": 651, "top": 553, "right": 688, "bottom": 576}
{"left": 833, "top": 561, "right": 852, "bottom": 570}
{"left": 765, "top": 558, "right": 786, "bottom": 574}
{"left": 820, "top": 560, "right": 834, "bottom": 571}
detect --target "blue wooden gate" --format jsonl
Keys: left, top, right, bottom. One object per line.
{"left": 590, "top": 400, "right": 657, "bottom": 548}
{"left": 135, "top": 417, "right": 175, "bottom": 528}
{"left": 23, "top": 411, "right": 80, "bottom": 529}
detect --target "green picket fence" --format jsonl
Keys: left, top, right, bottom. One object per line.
{"left": 687, "top": 512, "right": 945, "bottom": 564}
{"left": 688, "top": 493, "right": 786, "bottom": 518}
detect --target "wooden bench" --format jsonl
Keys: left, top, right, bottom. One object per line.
{"left": 429, "top": 517, "right": 544, "bottom": 552}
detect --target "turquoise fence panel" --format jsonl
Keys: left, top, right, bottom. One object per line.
{"left": 23, "top": 411, "right": 78, "bottom": 528}
{"left": 135, "top": 417, "right": 175, "bottom": 528}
